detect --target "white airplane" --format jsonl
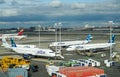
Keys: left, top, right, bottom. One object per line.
{"left": 1, "top": 38, "right": 37, "bottom": 49}
{"left": 49, "top": 34, "right": 93, "bottom": 48}
{"left": 7, "top": 38, "right": 64, "bottom": 59}
{"left": 0, "top": 29, "right": 27, "bottom": 40}
{"left": 66, "top": 35, "right": 116, "bottom": 51}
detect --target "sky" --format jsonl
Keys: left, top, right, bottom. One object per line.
{"left": 0, "top": 0, "right": 120, "bottom": 28}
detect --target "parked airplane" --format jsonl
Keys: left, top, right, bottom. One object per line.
{"left": 0, "top": 29, "right": 27, "bottom": 40}
{"left": 66, "top": 35, "right": 115, "bottom": 51}
{"left": 49, "top": 34, "right": 93, "bottom": 48}
{"left": 9, "top": 38, "right": 64, "bottom": 59}
{"left": 1, "top": 38, "right": 36, "bottom": 49}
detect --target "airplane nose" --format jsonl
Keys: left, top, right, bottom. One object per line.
{"left": 50, "top": 53, "right": 56, "bottom": 57}
{"left": 49, "top": 44, "right": 52, "bottom": 47}
{"left": 66, "top": 48, "right": 73, "bottom": 51}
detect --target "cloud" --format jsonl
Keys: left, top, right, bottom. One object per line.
{"left": 49, "top": 0, "right": 62, "bottom": 8}
{"left": 11, "top": 0, "right": 19, "bottom": 6}
{"left": 2, "top": 0, "right": 42, "bottom": 7}
{"left": 70, "top": 0, "right": 120, "bottom": 15}
{"left": 71, "top": 2, "right": 86, "bottom": 9}
{"left": 0, "top": 9, "right": 19, "bottom": 17}
{"left": 1, "top": 0, "right": 120, "bottom": 17}
{"left": 0, "top": 0, "right": 5, "bottom": 4}
{"left": 113, "top": 0, "right": 120, "bottom": 3}
{"left": 0, "top": 0, "right": 120, "bottom": 28}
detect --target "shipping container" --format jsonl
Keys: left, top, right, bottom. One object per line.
{"left": 7, "top": 68, "right": 28, "bottom": 77}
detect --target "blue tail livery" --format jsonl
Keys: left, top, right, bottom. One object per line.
{"left": 10, "top": 38, "right": 17, "bottom": 47}
{"left": 86, "top": 34, "right": 93, "bottom": 41}
{"left": 108, "top": 35, "right": 115, "bottom": 43}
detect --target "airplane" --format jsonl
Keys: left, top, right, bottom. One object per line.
{"left": 1, "top": 37, "right": 36, "bottom": 49}
{"left": 0, "top": 29, "right": 27, "bottom": 40}
{"left": 49, "top": 34, "right": 93, "bottom": 48}
{"left": 66, "top": 35, "right": 116, "bottom": 52}
{"left": 9, "top": 38, "right": 64, "bottom": 59}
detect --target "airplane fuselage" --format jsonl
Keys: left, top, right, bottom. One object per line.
{"left": 12, "top": 47, "right": 56, "bottom": 57}
{"left": 49, "top": 40, "right": 89, "bottom": 47}
{"left": 66, "top": 43, "right": 116, "bottom": 51}
{"left": 0, "top": 34, "right": 27, "bottom": 40}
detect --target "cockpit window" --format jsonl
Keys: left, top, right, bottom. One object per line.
{"left": 49, "top": 52, "right": 54, "bottom": 53}
{"left": 68, "top": 46, "right": 72, "bottom": 48}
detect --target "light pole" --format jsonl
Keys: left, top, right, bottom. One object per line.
{"left": 54, "top": 23, "right": 58, "bottom": 52}
{"left": 54, "top": 22, "right": 62, "bottom": 53}
{"left": 58, "top": 22, "right": 62, "bottom": 51}
{"left": 108, "top": 21, "right": 113, "bottom": 60}
{"left": 38, "top": 25, "right": 41, "bottom": 47}
{"left": 58, "top": 22, "right": 62, "bottom": 44}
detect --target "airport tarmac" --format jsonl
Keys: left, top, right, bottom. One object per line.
{"left": 0, "top": 34, "right": 120, "bottom": 77}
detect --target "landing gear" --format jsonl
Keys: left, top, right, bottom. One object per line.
{"left": 23, "top": 54, "right": 33, "bottom": 60}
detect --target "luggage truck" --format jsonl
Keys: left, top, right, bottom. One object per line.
{"left": 50, "top": 66, "right": 106, "bottom": 77}
{"left": 46, "top": 65, "right": 106, "bottom": 77}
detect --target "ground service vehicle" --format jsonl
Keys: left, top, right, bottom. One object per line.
{"left": 47, "top": 66, "right": 106, "bottom": 77}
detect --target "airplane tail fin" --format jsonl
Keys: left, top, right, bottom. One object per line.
{"left": 10, "top": 38, "right": 17, "bottom": 47}
{"left": 17, "top": 29, "right": 24, "bottom": 36}
{"left": 86, "top": 34, "right": 93, "bottom": 41}
{"left": 108, "top": 35, "right": 115, "bottom": 43}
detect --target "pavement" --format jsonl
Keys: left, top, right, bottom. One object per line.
{"left": 0, "top": 34, "right": 120, "bottom": 77}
